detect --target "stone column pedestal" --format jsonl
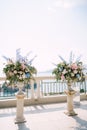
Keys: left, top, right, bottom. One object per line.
{"left": 64, "top": 90, "right": 77, "bottom": 116}
{"left": 15, "top": 92, "right": 26, "bottom": 124}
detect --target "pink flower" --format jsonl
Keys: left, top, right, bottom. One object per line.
{"left": 61, "top": 74, "right": 65, "bottom": 80}
{"left": 71, "top": 63, "right": 78, "bottom": 70}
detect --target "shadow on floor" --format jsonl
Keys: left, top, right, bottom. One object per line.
{"left": 17, "top": 123, "right": 30, "bottom": 130}
{"left": 72, "top": 115, "right": 87, "bottom": 130}
{"left": 0, "top": 104, "right": 65, "bottom": 117}
{"left": 24, "top": 104, "right": 65, "bottom": 114}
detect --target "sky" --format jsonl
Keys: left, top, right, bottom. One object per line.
{"left": 0, "top": 0, "right": 87, "bottom": 76}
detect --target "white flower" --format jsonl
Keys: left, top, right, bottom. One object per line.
{"left": 19, "top": 77, "right": 23, "bottom": 80}
{"left": 79, "top": 77, "right": 81, "bottom": 80}
{"left": 9, "top": 72, "right": 13, "bottom": 76}
{"left": 62, "top": 69, "right": 67, "bottom": 74}
{"left": 14, "top": 70, "right": 17, "bottom": 74}
{"left": 71, "top": 73, "right": 74, "bottom": 77}
{"left": 68, "top": 69, "right": 71, "bottom": 72}
{"left": 73, "top": 70, "right": 77, "bottom": 74}
{"left": 19, "top": 71, "right": 23, "bottom": 74}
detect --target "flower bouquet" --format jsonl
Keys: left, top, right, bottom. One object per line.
{"left": 52, "top": 52, "right": 86, "bottom": 85}
{"left": 3, "top": 49, "right": 37, "bottom": 85}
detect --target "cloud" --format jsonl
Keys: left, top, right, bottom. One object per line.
{"left": 55, "top": 0, "right": 87, "bottom": 8}
{"left": 54, "top": 1, "right": 73, "bottom": 8}
{"left": 48, "top": 0, "right": 87, "bottom": 12}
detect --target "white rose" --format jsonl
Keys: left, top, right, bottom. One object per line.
{"left": 62, "top": 69, "right": 67, "bottom": 74}
{"left": 19, "top": 76, "right": 22, "bottom": 80}
{"left": 79, "top": 77, "right": 81, "bottom": 80}
{"left": 9, "top": 72, "right": 13, "bottom": 76}
{"left": 14, "top": 70, "right": 17, "bottom": 74}
{"left": 71, "top": 73, "right": 74, "bottom": 77}
{"left": 68, "top": 69, "right": 71, "bottom": 72}
{"left": 19, "top": 71, "right": 23, "bottom": 74}
{"left": 74, "top": 70, "right": 77, "bottom": 74}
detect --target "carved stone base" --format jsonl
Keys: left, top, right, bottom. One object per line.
{"left": 65, "top": 89, "right": 78, "bottom": 116}
{"left": 64, "top": 110, "right": 77, "bottom": 116}
{"left": 15, "top": 86, "right": 26, "bottom": 124}
{"left": 15, "top": 117, "right": 26, "bottom": 124}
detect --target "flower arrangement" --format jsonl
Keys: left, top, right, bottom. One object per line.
{"left": 3, "top": 49, "right": 37, "bottom": 85}
{"left": 52, "top": 52, "right": 86, "bottom": 83}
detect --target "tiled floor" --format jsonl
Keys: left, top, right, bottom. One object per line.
{"left": 0, "top": 100, "right": 87, "bottom": 130}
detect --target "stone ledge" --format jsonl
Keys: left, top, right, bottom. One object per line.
{"left": 0, "top": 94, "right": 87, "bottom": 108}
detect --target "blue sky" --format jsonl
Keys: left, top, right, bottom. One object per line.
{"left": 0, "top": 0, "right": 87, "bottom": 76}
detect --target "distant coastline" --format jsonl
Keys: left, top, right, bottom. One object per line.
{"left": 37, "top": 69, "right": 53, "bottom": 76}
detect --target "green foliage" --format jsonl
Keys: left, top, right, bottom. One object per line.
{"left": 52, "top": 53, "right": 86, "bottom": 83}
{"left": 3, "top": 60, "right": 37, "bottom": 84}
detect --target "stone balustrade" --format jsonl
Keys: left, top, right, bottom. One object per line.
{"left": 0, "top": 76, "right": 87, "bottom": 108}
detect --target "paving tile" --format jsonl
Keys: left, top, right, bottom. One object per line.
{"left": 0, "top": 101, "right": 87, "bottom": 130}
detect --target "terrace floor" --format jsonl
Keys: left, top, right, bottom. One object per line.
{"left": 0, "top": 100, "right": 87, "bottom": 130}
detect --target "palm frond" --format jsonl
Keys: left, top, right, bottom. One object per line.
{"left": 2, "top": 56, "right": 9, "bottom": 61}
{"left": 75, "top": 55, "right": 82, "bottom": 63}
{"left": 26, "top": 51, "right": 32, "bottom": 57}
{"left": 28, "top": 55, "right": 37, "bottom": 65}
{"left": 58, "top": 55, "right": 66, "bottom": 63}
{"left": 51, "top": 62, "right": 57, "bottom": 66}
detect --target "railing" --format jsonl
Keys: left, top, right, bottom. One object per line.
{"left": 41, "top": 80, "right": 87, "bottom": 96}
{"left": 41, "top": 81, "right": 67, "bottom": 96}
{"left": 0, "top": 76, "right": 87, "bottom": 99}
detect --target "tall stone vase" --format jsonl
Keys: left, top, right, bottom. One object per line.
{"left": 15, "top": 82, "right": 26, "bottom": 124}
{"left": 64, "top": 82, "right": 77, "bottom": 116}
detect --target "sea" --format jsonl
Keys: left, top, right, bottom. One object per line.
{"left": 37, "top": 71, "right": 87, "bottom": 93}
{"left": 37, "top": 70, "right": 53, "bottom": 77}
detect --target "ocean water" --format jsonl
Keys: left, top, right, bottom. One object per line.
{"left": 37, "top": 71, "right": 53, "bottom": 77}
{"left": 36, "top": 71, "right": 87, "bottom": 94}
